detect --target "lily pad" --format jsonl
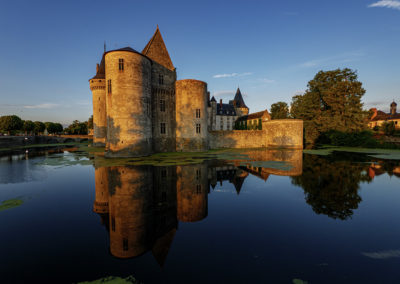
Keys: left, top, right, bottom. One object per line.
{"left": 0, "top": 198, "right": 23, "bottom": 212}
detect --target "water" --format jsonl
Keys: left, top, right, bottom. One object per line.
{"left": 1, "top": 148, "right": 400, "bottom": 284}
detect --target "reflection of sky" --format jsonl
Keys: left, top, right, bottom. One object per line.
{"left": 1, "top": 151, "right": 400, "bottom": 283}
{"left": 0, "top": 156, "right": 48, "bottom": 184}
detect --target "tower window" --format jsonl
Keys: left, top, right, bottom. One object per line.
{"left": 196, "top": 184, "right": 202, "bottom": 194}
{"left": 160, "top": 123, "right": 166, "bottom": 134}
{"left": 123, "top": 238, "right": 128, "bottom": 251}
{"left": 159, "top": 74, "right": 164, "bottom": 85}
{"left": 196, "top": 123, "right": 201, "bottom": 134}
{"left": 118, "top": 59, "right": 124, "bottom": 71}
{"left": 107, "top": 79, "right": 112, "bottom": 94}
{"left": 111, "top": 216, "right": 115, "bottom": 232}
{"left": 196, "top": 169, "right": 201, "bottom": 180}
{"left": 160, "top": 99, "right": 166, "bottom": 112}
{"left": 196, "top": 109, "right": 201, "bottom": 118}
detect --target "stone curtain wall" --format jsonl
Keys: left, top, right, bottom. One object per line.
{"left": 209, "top": 119, "right": 303, "bottom": 150}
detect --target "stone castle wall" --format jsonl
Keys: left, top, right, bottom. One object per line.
{"left": 209, "top": 119, "right": 303, "bottom": 150}
{"left": 90, "top": 79, "right": 107, "bottom": 146}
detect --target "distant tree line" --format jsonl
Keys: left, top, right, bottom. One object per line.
{"left": 0, "top": 115, "right": 93, "bottom": 136}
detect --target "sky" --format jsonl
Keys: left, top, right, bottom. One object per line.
{"left": 0, "top": 0, "right": 399, "bottom": 125}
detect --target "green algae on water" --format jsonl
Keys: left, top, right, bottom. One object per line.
{"left": 304, "top": 146, "right": 400, "bottom": 160}
{"left": 77, "top": 275, "right": 140, "bottom": 284}
{"left": 0, "top": 198, "right": 23, "bottom": 212}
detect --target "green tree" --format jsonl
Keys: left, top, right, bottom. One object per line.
{"left": 54, "top": 123, "right": 63, "bottom": 134}
{"left": 382, "top": 121, "right": 395, "bottom": 136}
{"left": 291, "top": 68, "right": 367, "bottom": 147}
{"left": 33, "top": 121, "right": 46, "bottom": 135}
{"left": 45, "top": 122, "right": 57, "bottom": 134}
{"left": 270, "top": 102, "right": 289, "bottom": 119}
{"left": 23, "top": 120, "right": 35, "bottom": 135}
{"left": 65, "top": 120, "right": 88, "bottom": 135}
{"left": 0, "top": 115, "right": 23, "bottom": 135}
{"left": 88, "top": 115, "right": 93, "bottom": 130}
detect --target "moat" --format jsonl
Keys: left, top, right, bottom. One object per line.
{"left": 1, "top": 147, "right": 400, "bottom": 284}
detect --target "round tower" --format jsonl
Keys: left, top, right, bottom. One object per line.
{"left": 93, "top": 166, "right": 109, "bottom": 214}
{"left": 89, "top": 61, "right": 107, "bottom": 147}
{"left": 108, "top": 166, "right": 154, "bottom": 258}
{"left": 105, "top": 49, "right": 153, "bottom": 157}
{"left": 177, "top": 164, "right": 208, "bottom": 222}
{"left": 175, "top": 79, "right": 208, "bottom": 151}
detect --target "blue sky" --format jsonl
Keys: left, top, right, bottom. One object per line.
{"left": 0, "top": 0, "right": 399, "bottom": 124}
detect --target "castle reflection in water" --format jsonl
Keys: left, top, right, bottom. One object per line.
{"left": 92, "top": 149, "right": 303, "bottom": 264}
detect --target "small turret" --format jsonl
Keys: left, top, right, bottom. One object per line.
{"left": 390, "top": 101, "right": 397, "bottom": 115}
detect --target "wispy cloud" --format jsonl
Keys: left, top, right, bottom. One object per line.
{"left": 259, "top": 78, "right": 275, "bottom": 84}
{"left": 298, "top": 51, "right": 366, "bottom": 68}
{"left": 368, "top": 1, "right": 400, "bottom": 10}
{"left": 213, "top": 72, "right": 253, "bottom": 78}
{"left": 24, "top": 103, "right": 60, "bottom": 109}
{"left": 214, "top": 90, "right": 235, "bottom": 98}
{"left": 362, "top": 250, "right": 400, "bottom": 259}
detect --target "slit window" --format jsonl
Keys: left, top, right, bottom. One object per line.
{"left": 118, "top": 59, "right": 124, "bottom": 71}
{"left": 123, "top": 238, "right": 128, "bottom": 251}
{"left": 196, "top": 169, "right": 201, "bottom": 180}
{"left": 196, "top": 123, "right": 201, "bottom": 134}
{"left": 160, "top": 99, "right": 165, "bottom": 112}
{"left": 160, "top": 123, "right": 166, "bottom": 134}
{"left": 196, "top": 109, "right": 201, "bottom": 118}
{"left": 107, "top": 79, "right": 112, "bottom": 94}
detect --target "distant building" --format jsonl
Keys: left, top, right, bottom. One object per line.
{"left": 207, "top": 88, "right": 249, "bottom": 131}
{"left": 235, "top": 110, "right": 271, "bottom": 130}
{"left": 369, "top": 101, "right": 400, "bottom": 129}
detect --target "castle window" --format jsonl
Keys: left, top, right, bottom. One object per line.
{"left": 196, "top": 123, "right": 201, "bottom": 134}
{"left": 160, "top": 99, "right": 166, "bottom": 112}
{"left": 196, "top": 169, "right": 201, "bottom": 180}
{"left": 160, "top": 123, "right": 166, "bottom": 134}
{"left": 111, "top": 216, "right": 115, "bottom": 232}
{"left": 159, "top": 74, "right": 164, "bottom": 85}
{"left": 196, "top": 184, "right": 202, "bottom": 194}
{"left": 107, "top": 79, "right": 112, "bottom": 94}
{"left": 123, "top": 238, "right": 128, "bottom": 251}
{"left": 196, "top": 109, "right": 201, "bottom": 118}
{"left": 118, "top": 59, "right": 124, "bottom": 71}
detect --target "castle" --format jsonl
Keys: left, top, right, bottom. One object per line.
{"left": 369, "top": 101, "right": 400, "bottom": 129}
{"left": 89, "top": 27, "right": 303, "bottom": 157}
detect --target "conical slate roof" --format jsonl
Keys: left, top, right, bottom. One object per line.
{"left": 90, "top": 53, "right": 105, "bottom": 80}
{"left": 233, "top": 88, "right": 248, "bottom": 108}
{"left": 142, "top": 26, "right": 174, "bottom": 70}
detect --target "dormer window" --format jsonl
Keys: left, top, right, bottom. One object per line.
{"left": 118, "top": 59, "right": 124, "bottom": 71}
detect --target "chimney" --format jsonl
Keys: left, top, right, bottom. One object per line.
{"left": 370, "top": 108, "right": 378, "bottom": 120}
{"left": 220, "top": 99, "right": 222, "bottom": 108}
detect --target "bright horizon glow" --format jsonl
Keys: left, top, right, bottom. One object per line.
{"left": 0, "top": 0, "right": 399, "bottom": 125}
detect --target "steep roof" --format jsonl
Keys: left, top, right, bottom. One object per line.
{"left": 217, "top": 103, "right": 237, "bottom": 116}
{"left": 90, "top": 53, "right": 105, "bottom": 80}
{"left": 232, "top": 88, "right": 248, "bottom": 109}
{"left": 142, "top": 26, "right": 174, "bottom": 70}
{"left": 391, "top": 101, "right": 397, "bottom": 107}
{"left": 236, "top": 110, "right": 270, "bottom": 121}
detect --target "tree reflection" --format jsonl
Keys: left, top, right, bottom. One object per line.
{"left": 291, "top": 154, "right": 372, "bottom": 220}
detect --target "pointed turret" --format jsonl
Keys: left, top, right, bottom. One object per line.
{"left": 142, "top": 26, "right": 174, "bottom": 70}
{"left": 233, "top": 88, "right": 248, "bottom": 108}
{"left": 233, "top": 88, "right": 249, "bottom": 116}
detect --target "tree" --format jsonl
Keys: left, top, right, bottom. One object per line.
{"left": 65, "top": 120, "right": 88, "bottom": 135}
{"left": 88, "top": 115, "right": 93, "bottom": 130}
{"left": 291, "top": 68, "right": 367, "bottom": 146}
{"left": 0, "top": 115, "right": 23, "bottom": 135}
{"left": 270, "top": 102, "right": 289, "bottom": 119}
{"left": 54, "top": 123, "right": 63, "bottom": 134}
{"left": 33, "top": 121, "right": 45, "bottom": 135}
{"left": 382, "top": 121, "right": 395, "bottom": 136}
{"left": 45, "top": 122, "right": 57, "bottom": 134}
{"left": 23, "top": 120, "right": 35, "bottom": 135}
